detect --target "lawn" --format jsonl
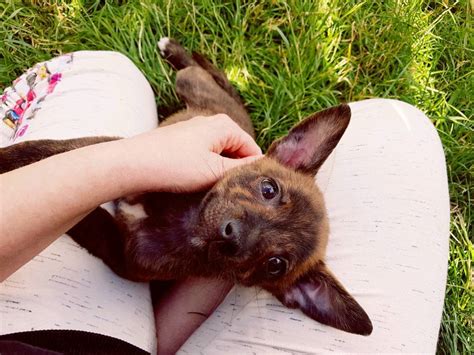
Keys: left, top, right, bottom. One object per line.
{"left": 0, "top": 0, "right": 472, "bottom": 353}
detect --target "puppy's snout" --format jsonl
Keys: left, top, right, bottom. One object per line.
{"left": 216, "top": 219, "right": 243, "bottom": 256}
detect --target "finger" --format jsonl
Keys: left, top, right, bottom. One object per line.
{"left": 204, "top": 114, "right": 261, "bottom": 157}
{"left": 220, "top": 155, "right": 263, "bottom": 173}
{"left": 217, "top": 125, "right": 262, "bottom": 157}
{"left": 228, "top": 132, "right": 263, "bottom": 157}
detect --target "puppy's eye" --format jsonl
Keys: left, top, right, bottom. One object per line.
{"left": 261, "top": 178, "right": 279, "bottom": 199}
{"left": 266, "top": 256, "right": 288, "bottom": 277}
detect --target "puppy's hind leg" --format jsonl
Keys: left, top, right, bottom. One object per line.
{"left": 158, "top": 37, "right": 254, "bottom": 136}
{"left": 174, "top": 66, "right": 254, "bottom": 136}
{"left": 191, "top": 52, "right": 244, "bottom": 106}
{"left": 158, "top": 37, "right": 244, "bottom": 107}
{"left": 158, "top": 39, "right": 229, "bottom": 110}
{"left": 158, "top": 37, "right": 242, "bottom": 107}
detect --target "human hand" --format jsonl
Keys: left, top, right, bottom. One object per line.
{"left": 119, "top": 114, "right": 262, "bottom": 193}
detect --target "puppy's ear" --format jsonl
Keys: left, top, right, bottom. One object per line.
{"left": 271, "top": 261, "right": 373, "bottom": 335}
{"left": 267, "top": 104, "right": 351, "bottom": 175}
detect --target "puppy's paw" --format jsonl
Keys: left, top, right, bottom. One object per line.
{"left": 157, "top": 37, "right": 197, "bottom": 70}
{"left": 158, "top": 37, "right": 170, "bottom": 57}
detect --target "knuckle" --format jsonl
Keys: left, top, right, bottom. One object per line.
{"left": 215, "top": 113, "right": 232, "bottom": 124}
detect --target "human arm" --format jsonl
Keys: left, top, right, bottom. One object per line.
{"left": 0, "top": 114, "right": 262, "bottom": 281}
{"left": 153, "top": 277, "right": 234, "bottom": 354}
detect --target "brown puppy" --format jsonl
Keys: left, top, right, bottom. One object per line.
{"left": 0, "top": 38, "right": 372, "bottom": 335}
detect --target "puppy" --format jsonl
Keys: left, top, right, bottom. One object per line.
{"left": 0, "top": 38, "right": 372, "bottom": 335}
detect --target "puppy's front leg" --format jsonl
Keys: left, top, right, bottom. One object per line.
{"left": 0, "top": 136, "right": 119, "bottom": 173}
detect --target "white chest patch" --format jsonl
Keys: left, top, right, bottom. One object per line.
{"left": 117, "top": 200, "right": 148, "bottom": 224}
{"left": 100, "top": 201, "right": 116, "bottom": 217}
{"left": 190, "top": 236, "right": 206, "bottom": 248}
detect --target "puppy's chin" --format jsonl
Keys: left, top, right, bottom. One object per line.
{"left": 189, "top": 232, "right": 226, "bottom": 256}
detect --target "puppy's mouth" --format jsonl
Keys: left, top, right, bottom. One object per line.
{"left": 207, "top": 239, "right": 240, "bottom": 260}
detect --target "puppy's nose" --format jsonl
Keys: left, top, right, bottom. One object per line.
{"left": 217, "top": 219, "right": 242, "bottom": 256}
{"left": 220, "top": 219, "right": 241, "bottom": 241}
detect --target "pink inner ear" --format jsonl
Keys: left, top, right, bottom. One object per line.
{"left": 272, "top": 125, "right": 330, "bottom": 171}
{"left": 283, "top": 278, "right": 331, "bottom": 313}
{"left": 283, "top": 285, "right": 308, "bottom": 308}
{"left": 301, "top": 282, "right": 332, "bottom": 314}
{"left": 274, "top": 144, "right": 310, "bottom": 169}
{"left": 268, "top": 104, "right": 351, "bottom": 174}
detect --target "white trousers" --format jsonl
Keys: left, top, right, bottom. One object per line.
{"left": 0, "top": 51, "right": 449, "bottom": 354}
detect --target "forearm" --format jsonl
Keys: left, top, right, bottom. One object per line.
{"left": 0, "top": 140, "right": 132, "bottom": 281}
{"left": 0, "top": 115, "right": 262, "bottom": 281}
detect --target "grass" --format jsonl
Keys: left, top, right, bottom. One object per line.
{"left": 0, "top": 0, "right": 472, "bottom": 353}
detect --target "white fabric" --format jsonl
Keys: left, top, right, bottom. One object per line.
{"left": 180, "top": 99, "right": 450, "bottom": 354}
{"left": 1, "top": 51, "right": 157, "bottom": 144}
{"left": 0, "top": 50, "right": 449, "bottom": 354}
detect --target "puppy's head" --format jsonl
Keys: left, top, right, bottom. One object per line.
{"left": 194, "top": 104, "right": 372, "bottom": 335}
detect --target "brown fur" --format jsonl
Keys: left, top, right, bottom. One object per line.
{"left": 0, "top": 39, "right": 372, "bottom": 335}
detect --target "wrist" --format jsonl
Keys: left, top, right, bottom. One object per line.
{"left": 91, "top": 139, "right": 143, "bottom": 197}
{"left": 107, "top": 136, "right": 168, "bottom": 195}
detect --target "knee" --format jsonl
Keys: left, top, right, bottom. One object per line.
{"left": 61, "top": 50, "right": 158, "bottom": 133}
{"left": 110, "top": 52, "right": 142, "bottom": 75}
{"left": 350, "top": 98, "right": 429, "bottom": 123}
{"left": 89, "top": 50, "right": 138, "bottom": 72}
{"left": 348, "top": 98, "right": 441, "bottom": 145}
{"left": 72, "top": 50, "right": 149, "bottom": 87}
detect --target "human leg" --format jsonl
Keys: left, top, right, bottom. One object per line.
{"left": 1, "top": 51, "right": 157, "bottom": 145}
{"left": 0, "top": 51, "right": 158, "bottom": 353}
{"left": 180, "top": 98, "right": 450, "bottom": 354}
